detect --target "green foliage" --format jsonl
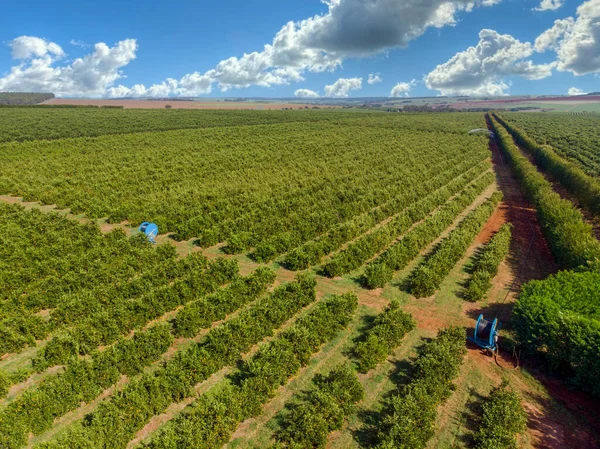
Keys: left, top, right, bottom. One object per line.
{"left": 409, "top": 192, "right": 503, "bottom": 298}
{"left": 375, "top": 327, "right": 467, "bottom": 449}
{"left": 0, "top": 268, "right": 275, "bottom": 448}
{"left": 498, "top": 113, "right": 600, "bottom": 216}
{"left": 137, "top": 293, "right": 358, "bottom": 449}
{"left": 513, "top": 270, "right": 600, "bottom": 396}
{"left": 322, "top": 161, "right": 492, "bottom": 279}
{"left": 0, "top": 111, "right": 500, "bottom": 448}
{"left": 171, "top": 266, "right": 275, "bottom": 337}
{"left": 0, "top": 203, "right": 182, "bottom": 356}
{"left": 354, "top": 301, "right": 415, "bottom": 372}
{"left": 489, "top": 113, "right": 600, "bottom": 269}
{"left": 274, "top": 363, "right": 364, "bottom": 448}
{"left": 285, "top": 159, "right": 490, "bottom": 271}
{"left": 504, "top": 112, "right": 600, "bottom": 177}
{"left": 474, "top": 380, "right": 527, "bottom": 449}
{"left": 464, "top": 223, "right": 512, "bottom": 302}
{"left": 0, "top": 112, "right": 489, "bottom": 255}
{"left": 363, "top": 172, "right": 495, "bottom": 289}
{"left": 32, "top": 256, "right": 238, "bottom": 370}
{"left": 36, "top": 276, "right": 318, "bottom": 449}
{"left": 0, "top": 369, "right": 9, "bottom": 398}
{"left": 0, "top": 92, "right": 54, "bottom": 105}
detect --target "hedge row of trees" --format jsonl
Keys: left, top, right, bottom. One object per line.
{"left": 354, "top": 300, "right": 416, "bottom": 372}
{"left": 33, "top": 257, "right": 240, "bottom": 371}
{"left": 363, "top": 172, "right": 495, "bottom": 289}
{"left": 252, "top": 156, "right": 489, "bottom": 264}
{"left": 321, "top": 163, "right": 492, "bottom": 278}
{"left": 138, "top": 293, "right": 358, "bottom": 449}
{"left": 0, "top": 203, "right": 179, "bottom": 356}
{"left": 473, "top": 380, "right": 527, "bottom": 449}
{"left": 410, "top": 192, "right": 503, "bottom": 298}
{"left": 513, "top": 270, "right": 600, "bottom": 396}
{"left": 33, "top": 275, "right": 318, "bottom": 449}
{"left": 50, "top": 252, "right": 207, "bottom": 327}
{"left": 503, "top": 112, "right": 600, "bottom": 177}
{"left": 0, "top": 368, "right": 30, "bottom": 400}
{"left": 0, "top": 268, "right": 276, "bottom": 448}
{"left": 489, "top": 114, "right": 600, "bottom": 269}
{"left": 171, "top": 266, "right": 276, "bottom": 337}
{"left": 0, "top": 324, "right": 173, "bottom": 447}
{"left": 495, "top": 113, "right": 600, "bottom": 216}
{"left": 464, "top": 223, "right": 512, "bottom": 302}
{"left": 208, "top": 130, "right": 486, "bottom": 256}
{"left": 284, "top": 158, "right": 490, "bottom": 271}
{"left": 374, "top": 327, "right": 467, "bottom": 448}
{"left": 272, "top": 363, "right": 364, "bottom": 449}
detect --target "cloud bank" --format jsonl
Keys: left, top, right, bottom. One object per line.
{"left": 0, "top": 0, "right": 504, "bottom": 97}
{"left": 0, "top": 36, "right": 138, "bottom": 97}
{"left": 568, "top": 87, "right": 587, "bottom": 95}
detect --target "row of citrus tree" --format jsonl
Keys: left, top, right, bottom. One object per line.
{"left": 284, "top": 157, "right": 490, "bottom": 271}
{"left": 363, "top": 172, "right": 494, "bottom": 289}
{"left": 0, "top": 268, "right": 276, "bottom": 449}
{"left": 410, "top": 192, "right": 503, "bottom": 298}
{"left": 495, "top": 113, "right": 600, "bottom": 215}
{"left": 32, "top": 257, "right": 239, "bottom": 370}
{"left": 0, "top": 203, "right": 177, "bottom": 356}
{"left": 503, "top": 112, "right": 600, "bottom": 177}
{"left": 29, "top": 274, "right": 318, "bottom": 449}
{"left": 250, "top": 152, "right": 488, "bottom": 263}
{"left": 322, "top": 163, "right": 492, "bottom": 278}
{"left": 489, "top": 114, "right": 600, "bottom": 269}
{"left": 270, "top": 300, "right": 415, "bottom": 448}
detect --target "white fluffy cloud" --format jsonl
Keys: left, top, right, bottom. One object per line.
{"left": 9, "top": 36, "right": 65, "bottom": 60}
{"left": 425, "top": 29, "right": 554, "bottom": 96}
{"left": 535, "top": 0, "right": 600, "bottom": 75}
{"left": 294, "top": 88, "right": 320, "bottom": 98}
{"left": 368, "top": 73, "right": 383, "bottom": 84}
{"left": 568, "top": 87, "right": 587, "bottom": 95}
{"left": 324, "top": 77, "right": 363, "bottom": 97}
{"left": 390, "top": 79, "right": 417, "bottom": 97}
{"left": 0, "top": 37, "right": 138, "bottom": 97}
{"left": 534, "top": 0, "right": 565, "bottom": 11}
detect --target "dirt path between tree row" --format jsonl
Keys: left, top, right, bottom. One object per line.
{"left": 480, "top": 117, "right": 599, "bottom": 449}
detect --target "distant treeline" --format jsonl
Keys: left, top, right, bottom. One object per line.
{"left": 0, "top": 92, "right": 55, "bottom": 105}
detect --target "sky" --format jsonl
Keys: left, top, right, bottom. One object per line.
{"left": 0, "top": 0, "right": 598, "bottom": 98}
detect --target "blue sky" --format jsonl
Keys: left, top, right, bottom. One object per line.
{"left": 0, "top": 0, "right": 598, "bottom": 98}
